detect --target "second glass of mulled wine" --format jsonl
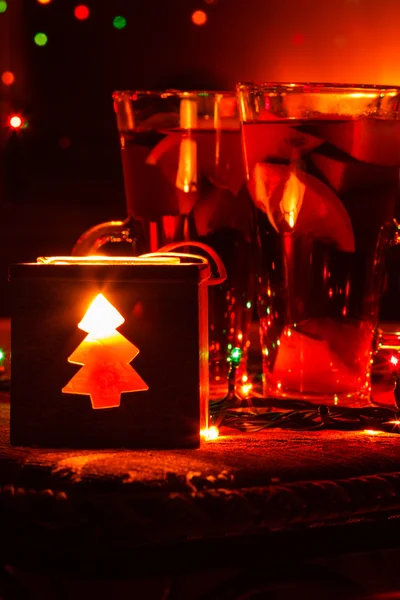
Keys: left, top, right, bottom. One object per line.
{"left": 238, "top": 82, "right": 400, "bottom": 407}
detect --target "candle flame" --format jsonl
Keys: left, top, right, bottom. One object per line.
{"left": 78, "top": 294, "right": 124, "bottom": 335}
{"left": 63, "top": 293, "right": 148, "bottom": 409}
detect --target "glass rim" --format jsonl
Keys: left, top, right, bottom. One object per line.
{"left": 237, "top": 81, "right": 400, "bottom": 94}
{"left": 112, "top": 89, "right": 235, "bottom": 100}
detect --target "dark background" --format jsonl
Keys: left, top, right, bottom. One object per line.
{"left": 1, "top": 0, "right": 400, "bottom": 315}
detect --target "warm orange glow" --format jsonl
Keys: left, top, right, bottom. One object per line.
{"left": 176, "top": 138, "right": 197, "bottom": 193}
{"left": 37, "top": 0, "right": 52, "bottom": 4}
{"left": 191, "top": 10, "right": 207, "bottom": 25}
{"left": 175, "top": 97, "right": 198, "bottom": 193}
{"left": 241, "top": 383, "right": 253, "bottom": 396}
{"left": 201, "top": 426, "right": 219, "bottom": 440}
{"left": 1, "top": 71, "right": 14, "bottom": 85}
{"left": 37, "top": 255, "right": 180, "bottom": 265}
{"left": 242, "top": 374, "right": 248, "bottom": 383}
{"left": 178, "top": 141, "right": 196, "bottom": 190}
{"left": 9, "top": 115, "right": 22, "bottom": 129}
{"left": 280, "top": 171, "right": 305, "bottom": 229}
{"left": 363, "top": 429, "right": 381, "bottom": 435}
{"left": 78, "top": 294, "right": 124, "bottom": 335}
{"left": 349, "top": 92, "right": 383, "bottom": 99}
{"left": 380, "top": 344, "right": 400, "bottom": 350}
{"left": 62, "top": 294, "right": 148, "bottom": 409}
{"left": 387, "top": 420, "right": 400, "bottom": 426}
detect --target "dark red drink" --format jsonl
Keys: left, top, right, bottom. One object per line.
{"left": 241, "top": 110, "right": 400, "bottom": 405}
{"left": 119, "top": 124, "right": 256, "bottom": 384}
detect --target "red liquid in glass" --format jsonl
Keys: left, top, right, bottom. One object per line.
{"left": 120, "top": 128, "right": 257, "bottom": 384}
{"left": 242, "top": 118, "right": 400, "bottom": 405}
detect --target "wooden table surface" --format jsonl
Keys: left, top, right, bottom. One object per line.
{"left": 2, "top": 319, "right": 400, "bottom": 598}
{"left": 2, "top": 390, "right": 400, "bottom": 574}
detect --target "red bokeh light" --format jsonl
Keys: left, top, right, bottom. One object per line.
{"left": 74, "top": 4, "right": 90, "bottom": 20}
{"left": 1, "top": 71, "right": 15, "bottom": 86}
{"left": 191, "top": 10, "right": 207, "bottom": 26}
{"left": 9, "top": 115, "right": 23, "bottom": 129}
{"left": 58, "top": 136, "right": 72, "bottom": 149}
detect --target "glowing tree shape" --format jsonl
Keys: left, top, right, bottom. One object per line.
{"left": 62, "top": 294, "right": 148, "bottom": 409}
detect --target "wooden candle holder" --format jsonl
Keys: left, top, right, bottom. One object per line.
{"left": 10, "top": 258, "right": 210, "bottom": 449}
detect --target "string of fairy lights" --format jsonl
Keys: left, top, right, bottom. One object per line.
{"left": 0, "top": 0, "right": 214, "bottom": 132}
{"left": 0, "top": 0, "right": 129, "bottom": 129}
{"left": 2, "top": 340, "right": 400, "bottom": 437}
{"left": 204, "top": 344, "right": 400, "bottom": 438}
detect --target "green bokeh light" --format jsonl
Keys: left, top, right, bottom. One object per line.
{"left": 34, "top": 32, "right": 48, "bottom": 46}
{"left": 113, "top": 15, "right": 126, "bottom": 29}
{"left": 0, "top": 350, "right": 4, "bottom": 361}
{"left": 230, "top": 347, "right": 242, "bottom": 366}
{"left": 246, "top": 301, "right": 252, "bottom": 309}
{"left": 0, "top": 1, "right": 7, "bottom": 13}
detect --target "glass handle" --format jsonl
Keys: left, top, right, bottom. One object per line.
{"left": 71, "top": 218, "right": 133, "bottom": 256}
{"left": 157, "top": 241, "right": 227, "bottom": 285}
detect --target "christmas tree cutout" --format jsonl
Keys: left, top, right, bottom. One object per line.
{"left": 62, "top": 294, "right": 148, "bottom": 409}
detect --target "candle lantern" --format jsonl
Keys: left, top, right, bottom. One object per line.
{"left": 10, "top": 253, "right": 218, "bottom": 449}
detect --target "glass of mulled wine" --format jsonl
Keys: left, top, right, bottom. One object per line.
{"left": 72, "top": 90, "right": 257, "bottom": 387}
{"left": 237, "top": 82, "right": 400, "bottom": 407}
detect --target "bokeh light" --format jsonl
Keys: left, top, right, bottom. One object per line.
{"left": 191, "top": 10, "right": 207, "bottom": 25}
{"left": 0, "top": 1, "right": 7, "bottom": 13}
{"left": 34, "top": 32, "right": 48, "bottom": 46}
{"left": 200, "top": 426, "right": 219, "bottom": 440}
{"left": 74, "top": 5, "right": 90, "bottom": 20}
{"left": 58, "top": 136, "right": 72, "bottom": 149}
{"left": 9, "top": 115, "right": 23, "bottom": 129}
{"left": 1, "top": 71, "right": 14, "bottom": 85}
{"left": 37, "top": 0, "right": 52, "bottom": 4}
{"left": 113, "top": 15, "right": 126, "bottom": 29}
